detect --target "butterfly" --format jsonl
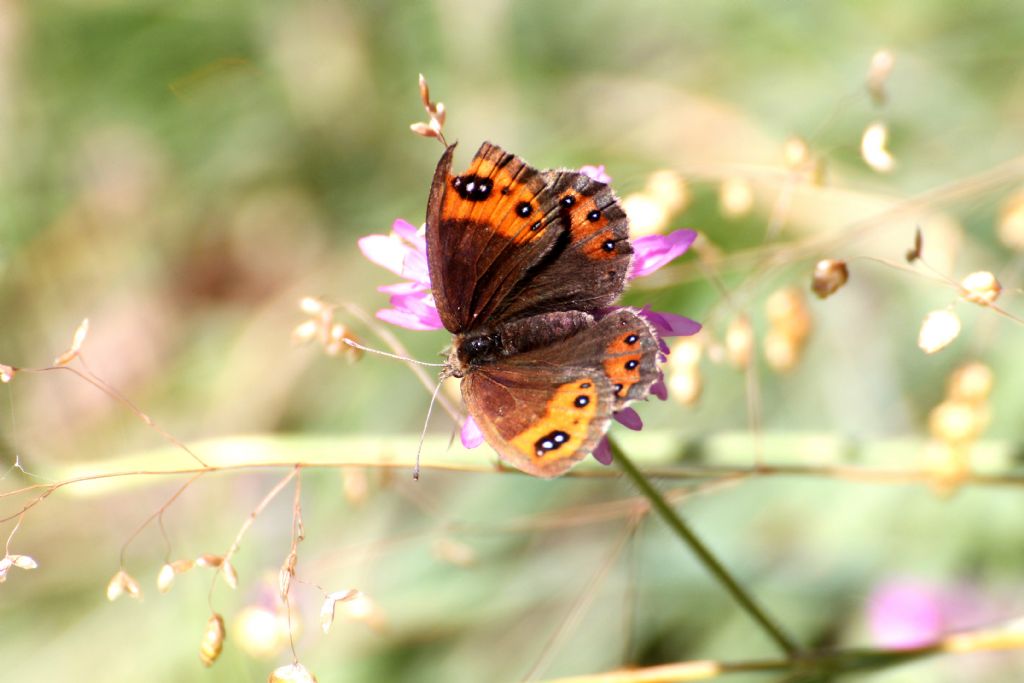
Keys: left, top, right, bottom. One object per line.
{"left": 426, "top": 142, "right": 661, "bottom": 478}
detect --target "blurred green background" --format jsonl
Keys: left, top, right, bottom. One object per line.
{"left": 3, "top": 1, "right": 1024, "bottom": 681}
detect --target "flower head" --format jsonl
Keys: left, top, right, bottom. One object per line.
{"left": 361, "top": 167, "right": 701, "bottom": 469}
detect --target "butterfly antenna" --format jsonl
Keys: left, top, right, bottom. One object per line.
{"left": 413, "top": 372, "right": 451, "bottom": 480}
{"left": 342, "top": 338, "right": 447, "bottom": 368}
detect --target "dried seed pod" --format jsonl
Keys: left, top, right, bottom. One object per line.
{"left": 278, "top": 551, "right": 297, "bottom": 601}
{"left": 725, "top": 316, "right": 755, "bottom": 369}
{"left": 199, "top": 613, "right": 226, "bottom": 667}
{"left": 157, "top": 564, "right": 176, "bottom": 594}
{"left": 196, "top": 554, "right": 223, "bottom": 568}
{"left": 621, "top": 193, "right": 668, "bottom": 237}
{"left": 766, "top": 287, "right": 811, "bottom": 341}
{"left": 719, "top": 176, "right": 754, "bottom": 217}
{"left": 299, "top": 297, "right": 325, "bottom": 315}
{"left": 644, "top": 169, "right": 689, "bottom": 214}
{"left": 948, "top": 362, "right": 993, "bottom": 404}
{"left": 291, "top": 319, "right": 319, "bottom": 345}
{"left": 918, "top": 310, "right": 961, "bottom": 354}
{"left": 906, "top": 227, "right": 924, "bottom": 263}
{"left": 320, "top": 589, "right": 359, "bottom": 634}
{"left": 222, "top": 559, "right": 239, "bottom": 590}
{"left": 668, "top": 368, "right": 702, "bottom": 406}
{"left": 9, "top": 554, "right": 38, "bottom": 570}
{"left": 409, "top": 122, "right": 441, "bottom": 140}
{"left": 763, "top": 328, "right": 801, "bottom": 373}
{"left": 417, "top": 73, "right": 431, "bottom": 110}
{"left": 782, "top": 137, "right": 811, "bottom": 170}
{"left": 269, "top": 663, "right": 319, "bottom": 683}
{"left": 861, "top": 122, "right": 895, "bottom": 173}
{"left": 929, "top": 400, "right": 988, "bottom": 445}
{"left": 998, "top": 188, "right": 1024, "bottom": 251}
{"left": 54, "top": 318, "right": 90, "bottom": 366}
{"left": 866, "top": 48, "right": 895, "bottom": 105}
{"left": 107, "top": 569, "right": 142, "bottom": 601}
{"left": 668, "top": 336, "right": 703, "bottom": 371}
{"left": 0, "top": 554, "right": 38, "bottom": 582}
{"left": 320, "top": 588, "right": 385, "bottom": 633}
{"left": 234, "top": 605, "right": 292, "bottom": 659}
{"left": 342, "top": 467, "right": 369, "bottom": 506}
{"left": 432, "top": 537, "right": 476, "bottom": 568}
{"left": 811, "top": 259, "right": 849, "bottom": 299}
{"left": 960, "top": 271, "right": 1001, "bottom": 306}
{"left": 155, "top": 558, "right": 197, "bottom": 593}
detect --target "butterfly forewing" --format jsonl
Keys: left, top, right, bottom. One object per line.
{"left": 496, "top": 170, "right": 632, "bottom": 320}
{"left": 426, "top": 143, "right": 566, "bottom": 333}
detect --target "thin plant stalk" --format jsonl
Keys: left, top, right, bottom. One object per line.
{"left": 610, "top": 439, "right": 800, "bottom": 658}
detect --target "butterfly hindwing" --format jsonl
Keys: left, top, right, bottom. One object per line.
{"left": 598, "top": 309, "right": 661, "bottom": 409}
{"left": 461, "top": 309, "right": 659, "bottom": 477}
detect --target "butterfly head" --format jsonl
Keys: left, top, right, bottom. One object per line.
{"left": 448, "top": 331, "right": 504, "bottom": 376}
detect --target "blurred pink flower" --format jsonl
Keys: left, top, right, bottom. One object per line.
{"left": 867, "top": 579, "right": 1003, "bottom": 649}
{"left": 869, "top": 581, "right": 945, "bottom": 648}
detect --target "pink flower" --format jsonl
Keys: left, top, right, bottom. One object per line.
{"left": 360, "top": 169, "right": 702, "bottom": 470}
{"left": 358, "top": 219, "right": 444, "bottom": 331}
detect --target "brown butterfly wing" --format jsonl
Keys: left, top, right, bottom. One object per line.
{"left": 496, "top": 169, "right": 633, "bottom": 320}
{"left": 462, "top": 309, "right": 659, "bottom": 477}
{"left": 426, "top": 143, "right": 566, "bottom": 333}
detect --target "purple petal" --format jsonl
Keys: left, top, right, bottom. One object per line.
{"left": 377, "top": 281, "right": 429, "bottom": 295}
{"left": 376, "top": 290, "right": 443, "bottom": 330}
{"left": 376, "top": 307, "right": 444, "bottom": 331}
{"left": 613, "top": 407, "right": 644, "bottom": 431}
{"left": 402, "top": 245, "right": 430, "bottom": 285}
{"left": 390, "top": 290, "right": 442, "bottom": 324}
{"left": 461, "top": 416, "right": 484, "bottom": 449}
{"left": 640, "top": 307, "right": 702, "bottom": 338}
{"left": 650, "top": 374, "right": 668, "bottom": 401}
{"left": 630, "top": 229, "right": 698, "bottom": 279}
{"left": 390, "top": 218, "right": 421, "bottom": 244}
{"left": 592, "top": 437, "right": 613, "bottom": 465}
{"left": 580, "top": 164, "right": 611, "bottom": 184}
{"left": 358, "top": 234, "right": 408, "bottom": 277}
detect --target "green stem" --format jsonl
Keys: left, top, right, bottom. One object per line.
{"left": 611, "top": 438, "right": 801, "bottom": 658}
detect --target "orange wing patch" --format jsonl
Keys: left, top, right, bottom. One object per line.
{"left": 558, "top": 192, "right": 621, "bottom": 261}
{"left": 508, "top": 378, "right": 601, "bottom": 471}
{"left": 603, "top": 331, "right": 645, "bottom": 399}
{"left": 441, "top": 144, "right": 555, "bottom": 245}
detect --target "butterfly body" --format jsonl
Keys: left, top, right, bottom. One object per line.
{"left": 427, "top": 142, "right": 661, "bottom": 477}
